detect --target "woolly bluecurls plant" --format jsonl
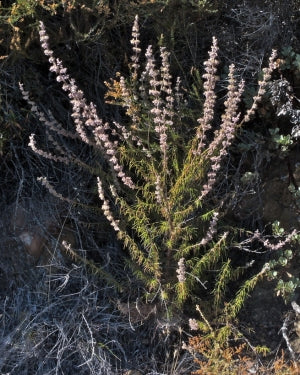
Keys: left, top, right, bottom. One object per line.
{"left": 21, "top": 16, "right": 278, "bottom": 311}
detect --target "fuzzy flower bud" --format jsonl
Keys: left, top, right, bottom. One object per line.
{"left": 176, "top": 258, "right": 186, "bottom": 283}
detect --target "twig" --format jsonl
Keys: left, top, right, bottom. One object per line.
{"left": 279, "top": 313, "right": 295, "bottom": 361}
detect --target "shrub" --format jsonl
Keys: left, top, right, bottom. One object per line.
{"left": 187, "top": 333, "right": 300, "bottom": 375}
{"left": 20, "top": 16, "right": 281, "bottom": 317}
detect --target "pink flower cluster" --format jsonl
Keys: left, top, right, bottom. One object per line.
{"left": 176, "top": 257, "right": 186, "bottom": 283}
{"left": 19, "top": 83, "right": 81, "bottom": 165}
{"left": 195, "top": 36, "right": 219, "bottom": 155}
{"left": 154, "top": 175, "right": 163, "bottom": 204}
{"left": 188, "top": 318, "right": 199, "bottom": 331}
{"left": 130, "top": 15, "right": 141, "bottom": 79}
{"left": 38, "top": 22, "right": 135, "bottom": 189}
{"left": 200, "top": 65, "right": 244, "bottom": 199}
{"left": 141, "top": 44, "right": 175, "bottom": 171}
{"left": 200, "top": 212, "right": 219, "bottom": 246}
{"left": 253, "top": 229, "right": 297, "bottom": 251}
{"left": 97, "top": 177, "right": 120, "bottom": 232}
{"left": 37, "top": 177, "right": 71, "bottom": 203}
{"left": 244, "top": 49, "right": 277, "bottom": 123}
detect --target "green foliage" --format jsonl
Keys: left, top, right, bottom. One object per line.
{"left": 274, "top": 278, "right": 300, "bottom": 302}
{"left": 225, "top": 265, "right": 268, "bottom": 319}
{"left": 6, "top": 0, "right": 59, "bottom": 24}
{"left": 0, "top": 0, "right": 218, "bottom": 63}
{"left": 272, "top": 220, "right": 286, "bottom": 236}
{"left": 0, "top": 0, "right": 111, "bottom": 60}
{"left": 269, "top": 127, "right": 293, "bottom": 156}
{"left": 280, "top": 46, "right": 300, "bottom": 74}
{"left": 213, "top": 259, "right": 234, "bottom": 309}
{"left": 265, "top": 222, "right": 300, "bottom": 303}
{"left": 288, "top": 184, "right": 300, "bottom": 210}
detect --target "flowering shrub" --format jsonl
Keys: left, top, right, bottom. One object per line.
{"left": 20, "top": 16, "right": 282, "bottom": 315}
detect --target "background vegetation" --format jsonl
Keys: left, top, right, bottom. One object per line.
{"left": 0, "top": 0, "right": 299, "bottom": 374}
